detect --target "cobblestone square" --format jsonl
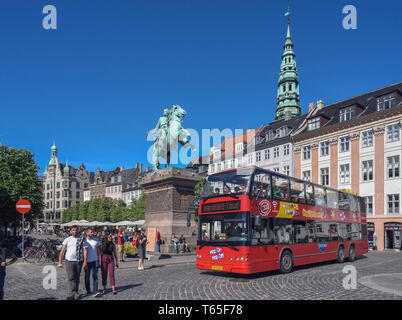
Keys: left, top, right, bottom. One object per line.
{"left": 4, "top": 251, "right": 402, "bottom": 300}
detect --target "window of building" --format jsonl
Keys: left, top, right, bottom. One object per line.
{"left": 339, "top": 164, "right": 350, "bottom": 184}
{"left": 307, "top": 118, "right": 320, "bottom": 131}
{"left": 377, "top": 93, "right": 396, "bottom": 111}
{"left": 303, "top": 146, "right": 311, "bottom": 160}
{"left": 284, "top": 144, "right": 290, "bottom": 156}
{"left": 339, "top": 136, "right": 350, "bottom": 152}
{"left": 361, "top": 130, "right": 373, "bottom": 148}
{"left": 56, "top": 191, "right": 60, "bottom": 199}
{"left": 274, "top": 147, "right": 280, "bottom": 158}
{"left": 235, "top": 143, "right": 243, "bottom": 152}
{"left": 339, "top": 106, "right": 355, "bottom": 122}
{"left": 273, "top": 167, "right": 280, "bottom": 173}
{"left": 302, "top": 170, "right": 311, "bottom": 181}
{"left": 387, "top": 124, "right": 400, "bottom": 142}
{"left": 320, "top": 141, "right": 329, "bottom": 157}
{"left": 362, "top": 160, "right": 374, "bottom": 181}
{"left": 248, "top": 154, "right": 253, "bottom": 164}
{"left": 387, "top": 194, "right": 400, "bottom": 214}
{"left": 224, "top": 161, "right": 228, "bottom": 170}
{"left": 256, "top": 152, "right": 261, "bottom": 162}
{"left": 365, "top": 196, "right": 373, "bottom": 215}
{"left": 56, "top": 182, "right": 60, "bottom": 189}
{"left": 320, "top": 168, "right": 329, "bottom": 186}
{"left": 217, "top": 163, "right": 222, "bottom": 172}
{"left": 76, "top": 182, "right": 80, "bottom": 189}
{"left": 231, "top": 159, "right": 235, "bottom": 168}
{"left": 264, "top": 149, "right": 270, "bottom": 160}
{"left": 76, "top": 192, "right": 80, "bottom": 198}
{"left": 387, "top": 156, "right": 400, "bottom": 178}
{"left": 283, "top": 165, "right": 290, "bottom": 176}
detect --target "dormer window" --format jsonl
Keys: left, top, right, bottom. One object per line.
{"left": 340, "top": 106, "right": 355, "bottom": 122}
{"left": 307, "top": 117, "right": 320, "bottom": 131}
{"left": 213, "top": 150, "right": 221, "bottom": 158}
{"left": 377, "top": 93, "right": 396, "bottom": 111}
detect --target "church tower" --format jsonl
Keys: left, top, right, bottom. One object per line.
{"left": 275, "top": 8, "right": 301, "bottom": 121}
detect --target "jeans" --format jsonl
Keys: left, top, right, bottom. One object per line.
{"left": 155, "top": 240, "right": 160, "bottom": 253}
{"left": 0, "top": 270, "right": 5, "bottom": 300}
{"left": 65, "top": 260, "right": 83, "bottom": 297}
{"left": 84, "top": 261, "right": 99, "bottom": 293}
{"left": 173, "top": 242, "right": 183, "bottom": 253}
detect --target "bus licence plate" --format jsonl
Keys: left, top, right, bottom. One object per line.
{"left": 212, "top": 266, "right": 223, "bottom": 271}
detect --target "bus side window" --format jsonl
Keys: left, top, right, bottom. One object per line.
{"left": 272, "top": 175, "right": 289, "bottom": 201}
{"left": 326, "top": 189, "right": 338, "bottom": 210}
{"left": 314, "top": 186, "right": 327, "bottom": 207}
{"left": 306, "top": 221, "right": 316, "bottom": 243}
{"left": 305, "top": 184, "right": 315, "bottom": 205}
{"left": 290, "top": 179, "right": 305, "bottom": 203}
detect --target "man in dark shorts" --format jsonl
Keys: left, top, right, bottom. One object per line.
{"left": 0, "top": 240, "right": 18, "bottom": 300}
{"left": 137, "top": 229, "right": 147, "bottom": 270}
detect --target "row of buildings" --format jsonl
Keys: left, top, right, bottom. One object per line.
{"left": 187, "top": 14, "right": 402, "bottom": 251}
{"left": 42, "top": 141, "right": 149, "bottom": 223}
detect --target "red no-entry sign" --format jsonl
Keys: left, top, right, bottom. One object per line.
{"left": 16, "top": 199, "right": 31, "bottom": 214}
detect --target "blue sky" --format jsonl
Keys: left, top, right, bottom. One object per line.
{"left": 0, "top": 0, "right": 401, "bottom": 173}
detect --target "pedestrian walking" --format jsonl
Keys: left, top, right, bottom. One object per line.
{"left": 100, "top": 233, "right": 119, "bottom": 295}
{"left": 58, "top": 225, "right": 86, "bottom": 300}
{"left": 137, "top": 228, "right": 147, "bottom": 270}
{"left": 155, "top": 230, "right": 161, "bottom": 253}
{"left": 83, "top": 228, "right": 102, "bottom": 297}
{"left": 117, "top": 227, "right": 125, "bottom": 263}
{"left": 0, "top": 240, "right": 18, "bottom": 300}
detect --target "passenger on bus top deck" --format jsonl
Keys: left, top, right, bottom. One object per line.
{"left": 223, "top": 185, "right": 231, "bottom": 194}
{"left": 214, "top": 187, "right": 220, "bottom": 195}
{"left": 240, "top": 183, "right": 247, "bottom": 193}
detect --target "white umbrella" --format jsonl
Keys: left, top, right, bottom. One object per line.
{"left": 114, "top": 221, "right": 139, "bottom": 226}
{"left": 132, "top": 219, "right": 145, "bottom": 225}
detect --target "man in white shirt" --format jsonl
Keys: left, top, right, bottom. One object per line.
{"left": 83, "top": 228, "right": 102, "bottom": 297}
{"left": 58, "top": 225, "right": 86, "bottom": 300}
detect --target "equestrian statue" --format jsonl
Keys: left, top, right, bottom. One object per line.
{"left": 149, "top": 105, "right": 196, "bottom": 173}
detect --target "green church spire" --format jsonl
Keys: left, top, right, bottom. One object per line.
{"left": 275, "top": 7, "right": 301, "bottom": 121}
{"left": 48, "top": 139, "right": 58, "bottom": 166}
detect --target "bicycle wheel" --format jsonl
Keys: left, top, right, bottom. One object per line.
{"left": 24, "top": 248, "right": 38, "bottom": 263}
{"left": 35, "top": 251, "right": 47, "bottom": 265}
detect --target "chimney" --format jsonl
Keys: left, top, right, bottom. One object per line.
{"left": 308, "top": 102, "right": 316, "bottom": 112}
{"left": 140, "top": 164, "right": 143, "bottom": 172}
{"left": 146, "top": 166, "right": 150, "bottom": 172}
{"left": 317, "top": 100, "right": 324, "bottom": 110}
{"left": 285, "top": 111, "right": 292, "bottom": 120}
{"left": 135, "top": 162, "right": 139, "bottom": 169}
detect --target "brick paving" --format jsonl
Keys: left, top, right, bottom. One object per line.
{"left": 3, "top": 251, "right": 402, "bottom": 300}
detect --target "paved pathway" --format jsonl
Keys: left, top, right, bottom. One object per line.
{"left": 3, "top": 251, "right": 402, "bottom": 300}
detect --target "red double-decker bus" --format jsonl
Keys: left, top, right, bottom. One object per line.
{"left": 196, "top": 166, "right": 368, "bottom": 274}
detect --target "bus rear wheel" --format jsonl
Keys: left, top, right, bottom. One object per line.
{"left": 347, "top": 245, "right": 356, "bottom": 262}
{"left": 337, "top": 246, "right": 345, "bottom": 263}
{"left": 279, "top": 250, "right": 293, "bottom": 274}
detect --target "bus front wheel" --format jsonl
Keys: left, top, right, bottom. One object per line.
{"left": 337, "top": 246, "right": 345, "bottom": 263}
{"left": 279, "top": 250, "right": 293, "bottom": 274}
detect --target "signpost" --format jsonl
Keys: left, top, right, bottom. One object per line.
{"left": 16, "top": 199, "right": 31, "bottom": 258}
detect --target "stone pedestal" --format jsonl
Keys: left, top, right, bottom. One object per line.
{"left": 140, "top": 167, "right": 201, "bottom": 254}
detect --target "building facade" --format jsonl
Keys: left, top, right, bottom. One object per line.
{"left": 42, "top": 142, "right": 93, "bottom": 223}
{"left": 293, "top": 82, "right": 402, "bottom": 250}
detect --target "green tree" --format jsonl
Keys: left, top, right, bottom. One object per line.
{"left": 78, "top": 201, "right": 89, "bottom": 221}
{"left": 0, "top": 145, "right": 43, "bottom": 229}
{"left": 193, "top": 177, "right": 206, "bottom": 222}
